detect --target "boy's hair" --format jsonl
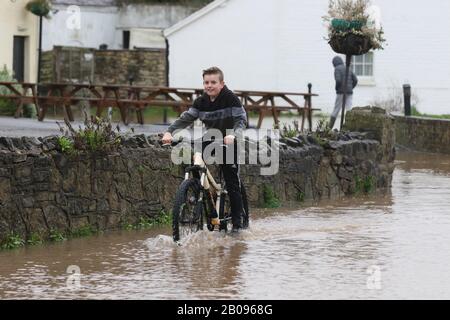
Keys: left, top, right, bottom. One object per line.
{"left": 202, "top": 66, "right": 224, "bottom": 81}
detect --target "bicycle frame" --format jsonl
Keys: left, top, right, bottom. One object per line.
{"left": 184, "top": 151, "right": 229, "bottom": 227}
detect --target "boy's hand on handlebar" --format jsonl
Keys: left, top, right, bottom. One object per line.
{"left": 224, "top": 135, "right": 235, "bottom": 145}
{"left": 161, "top": 132, "right": 173, "bottom": 145}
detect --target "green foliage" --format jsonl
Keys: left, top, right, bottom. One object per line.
{"left": 310, "top": 117, "right": 335, "bottom": 147}
{"left": 1, "top": 233, "right": 25, "bottom": 250}
{"left": 281, "top": 121, "right": 300, "bottom": 138}
{"left": 411, "top": 106, "right": 450, "bottom": 120}
{"left": 25, "top": 0, "right": 52, "bottom": 18}
{"left": 262, "top": 184, "right": 281, "bottom": 208}
{"left": 355, "top": 175, "right": 375, "bottom": 194}
{"left": 122, "top": 222, "right": 135, "bottom": 230}
{"left": 0, "top": 65, "right": 37, "bottom": 118}
{"left": 315, "top": 118, "right": 329, "bottom": 133}
{"left": 0, "top": 99, "right": 16, "bottom": 116}
{"left": 123, "top": 210, "right": 172, "bottom": 231}
{"left": 57, "top": 136, "right": 75, "bottom": 154}
{"left": 0, "top": 65, "right": 19, "bottom": 116}
{"left": 49, "top": 229, "right": 67, "bottom": 242}
{"left": 297, "top": 191, "right": 305, "bottom": 202}
{"left": 135, "top": 210, "right": 172, "bottom": 230}
{"left": 137, "top": 217, "right": 153, "bottom": 229}
{"left": 154, "top": 209, "right": 172, "bottom": 225}
{"left": 323, "top": 0, "right": 386, "bottom": 50}
{"left": 23, "top": 104, "right": 37, "bottom": 118}
{"left": 57, "top": 116, "right": 122, "bottom": 154}
{"left": 27, "top": 233, "right": 43, "bottom": 246}
{"left": 71, "top": 225, "right": 97, "bottom": 238}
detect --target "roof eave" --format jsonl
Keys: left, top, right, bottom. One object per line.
{"left": 163, "top": 0, "right": 229, "bottom": 37}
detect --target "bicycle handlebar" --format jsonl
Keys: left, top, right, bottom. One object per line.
{"left": 161, "top": 138, "right": 230, "bottom": 148}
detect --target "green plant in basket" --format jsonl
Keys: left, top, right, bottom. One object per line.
{"left": 25, "top": 0, "right": 52, "bottom": 18}
{"left": 323, "top": 0, "right": 386, "bottom": 54}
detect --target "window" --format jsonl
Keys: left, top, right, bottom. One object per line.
{"left": 351, "top": 52, "right": 373, "bottom": 77}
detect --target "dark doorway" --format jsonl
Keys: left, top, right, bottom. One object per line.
{"left": 123, "top": 31, "right": 130, "bottom": 49}
{"left": 13, "top": 36, "right": 26, "bottom": 82}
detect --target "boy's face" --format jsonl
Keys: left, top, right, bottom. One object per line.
{"left": 203, "top": 73, "right": 224, "bottom": 98}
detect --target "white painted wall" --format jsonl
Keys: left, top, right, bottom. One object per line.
{"left": 128, "top": 29, "right": 165, "bottom": 49}
{"left": 44, "top": 4, "right": 198, "bottom": 50}
{"left": 166, "top": 0, "right": 450, "bottom": 115}
{"left": 43, "top": 5, "right": 118, "bottom": 50}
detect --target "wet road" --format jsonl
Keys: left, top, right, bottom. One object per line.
{"left": 1, "top": 151, "right": 450, "bottom": 299}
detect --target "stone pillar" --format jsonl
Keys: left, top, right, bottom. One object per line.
{"left": 344, "top": 106, "right": 396, "bottom": 186}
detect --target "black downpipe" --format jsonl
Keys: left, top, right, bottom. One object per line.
{"left": 164, "top": 37, "right": 170, "bottom": 124}
{"left": 165, "top": 37, "right": 169, "bottom": 86}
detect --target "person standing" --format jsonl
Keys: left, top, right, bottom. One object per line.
{"left": 329, "top": 56, "right": 358, "bottom": 129}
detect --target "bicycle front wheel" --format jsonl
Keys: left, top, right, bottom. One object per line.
{"left": 172, "top": 178, "right": 203, "bottom": 242}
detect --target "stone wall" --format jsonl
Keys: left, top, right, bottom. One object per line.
{"left": 0, "top": 108, "right": 395, "bottom": 245}
{"left": 41, "top": 46, "right": 167, "bottom": 86}
{"left": 94, "top": 49, "right": 166, "bottom": 85}
{"left": 394, "top": 115, "right": 450, "bottom": 154}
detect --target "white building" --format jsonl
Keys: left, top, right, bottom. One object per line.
{"left": 43, "top": 0, "right": 200, "bottom": 51}
{"left": 164, "top": 0, "right": 450, "bottom": 115}
{"left": 0, "top": 0, "right": 39, "bottom": 82}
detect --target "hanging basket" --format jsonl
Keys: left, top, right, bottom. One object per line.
{"left": 26, "top": 1, "right": 51, "bottom": 17}
{"left": 329, "top": 33, "right": 372, "bottom": 56}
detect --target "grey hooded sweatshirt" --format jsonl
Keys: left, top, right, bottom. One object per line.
{"left": 333, "top": 56, "right": 358, "bottom": 94}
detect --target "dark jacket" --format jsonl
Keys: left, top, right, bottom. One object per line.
{"left": 167, "top": 85, "right": 247, "bottom": 137}
{"left": 333, "top": 56, "right": 358, "bottom": 94}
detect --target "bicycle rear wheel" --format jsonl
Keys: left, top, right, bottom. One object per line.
{"left": 172, "top": 179, "right": 203, "bottom": 242}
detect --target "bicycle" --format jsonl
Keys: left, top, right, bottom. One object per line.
{"left": 163, "top": 139, "right": 249, "bottom": 243}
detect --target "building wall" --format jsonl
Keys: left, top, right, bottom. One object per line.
{"left": 0, "top": 0, "right": 39, "bottom": 82}
{"left": 43, "top": 4, "right": 198, "bottom": 51}
{"left": 166, "top": 0, "right": 450, "bottom": 115}
{"left": 42, "top": 4, "right": 119, "bottom": 51}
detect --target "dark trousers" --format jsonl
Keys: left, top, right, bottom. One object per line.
{"left": 202, "top": 140, "right": 244, "bottom": 228}
{"left": 220, "top": 163, "right": 244, "bottom": 228}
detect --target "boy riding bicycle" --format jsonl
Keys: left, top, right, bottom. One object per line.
{"left": 161, "top": 67, "right": 247, "bottom": 232}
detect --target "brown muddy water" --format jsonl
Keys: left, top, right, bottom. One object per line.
{"left": 1, "top": 151, "right": 450, "bottom": 299}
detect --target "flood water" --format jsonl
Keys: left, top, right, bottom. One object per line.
{"left": 1, "top": 150, "right": 450, "bottom": 299}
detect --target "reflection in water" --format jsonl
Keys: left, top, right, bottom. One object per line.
{"left": 1, "top": 151, "right": 450, "bottom": 299}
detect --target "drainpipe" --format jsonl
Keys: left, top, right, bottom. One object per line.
{"left": 165, "top": 37, "right": 169, "bottom": 86}
{"left": 164, "top": 37, "right": 170, "bottom": 124}
{"left": 37, "top": 15, "right": 43, "bottom": 90}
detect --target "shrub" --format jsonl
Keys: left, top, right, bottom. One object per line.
{"left": 262, "top": 184, "right": 280, "bottom": 208}
{"left": 57, "top": 116, "right": 122, "bottom": 154}
{"left": 0, "top": 65, "right": 18, "bottom": 116}
{"left": 281, "top": 120, "right": 300, "bottom": 138}
{"left": 1, "top": 233, "right": 25, "bottom": 250}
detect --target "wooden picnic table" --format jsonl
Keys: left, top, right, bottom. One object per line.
{"left": 0, "top": 82, "right": 320, "bottom": 130}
